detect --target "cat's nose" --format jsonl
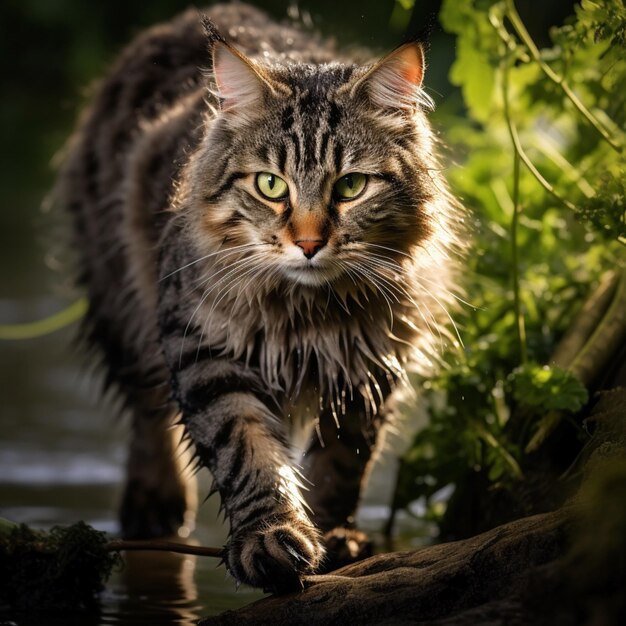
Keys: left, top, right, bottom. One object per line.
{"left": 295, "top": 239, "right": 326, "bottom": 259}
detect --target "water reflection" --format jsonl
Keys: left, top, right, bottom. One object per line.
{"left": 104, "top": 550, "right": 200, "bottom": 624}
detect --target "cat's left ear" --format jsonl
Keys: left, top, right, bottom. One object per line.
{"left": 347, "top": 42, "right": 431, "bottom": 111}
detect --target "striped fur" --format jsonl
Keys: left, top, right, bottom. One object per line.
{"left": 55, "top": 4, "right": 463, "bottom": 591}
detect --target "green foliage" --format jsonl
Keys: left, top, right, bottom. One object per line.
{"left": 392, "top": 0, "right": 625, "bottom": 528}
{"left": 0, "top": 521, "right": 121, "bottom": 611}
{"left": 509, "top": 363, "right": 588, "bottom": 413}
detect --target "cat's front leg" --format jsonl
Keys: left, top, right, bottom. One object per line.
{"left": 179, "top": 385, "right": 324, "bottom": 591}
{"left": 156, "top": 231, "right": 324, "bottom": 590}
{"left": 301, "top": 401, "right": 386, "bottom": 570}
{"left": 175, "top": 355, "right": 327, "bottom": 590}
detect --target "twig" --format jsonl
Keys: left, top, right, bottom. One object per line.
{"left": 106, "top": 539, "right": 223, "bottom": 558}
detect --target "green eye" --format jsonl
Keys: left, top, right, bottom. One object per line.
{"left": 256, "top": 172, "right": 289, "bottom": 200}
{"left": 333, "top": 173, "right": 367, "bottom": 200}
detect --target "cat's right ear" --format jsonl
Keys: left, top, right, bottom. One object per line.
{"left": 205, "top": 26, "right": 278, "bottom": 115}
{"left": 212, "top": 41, "right": 268, "bottom": 111}
{"left": 202, "top": 14, "right": 274, "bottom": 111}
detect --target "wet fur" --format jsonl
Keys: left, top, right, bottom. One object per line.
{"left": 54, "top": 4, "right": 463, "bottom": 591}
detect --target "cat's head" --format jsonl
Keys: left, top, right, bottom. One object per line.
{"left": 183, "top": 21, "right": 456, "bottom": 291}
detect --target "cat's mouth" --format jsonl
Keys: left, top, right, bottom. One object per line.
{"left": 281, "top": 260, "right": 343, "bottom": 287}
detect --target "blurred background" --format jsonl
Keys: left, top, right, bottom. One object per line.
{"left": 1, "top": 0, "right": 595, "bottom": 624}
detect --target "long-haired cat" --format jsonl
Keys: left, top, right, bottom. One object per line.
{"left": 54, "top": 3, "right": 462, "bottom": 592}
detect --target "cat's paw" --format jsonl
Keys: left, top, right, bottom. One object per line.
{"left": 319, "top": 527, "right": 373, "bottom": 572}
{"left": 226, "top": 516, "right": 325, "bottom": 593}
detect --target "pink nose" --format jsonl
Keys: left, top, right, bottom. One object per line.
{"left": 295, "top": 239, "right": 325, "bottom": 259}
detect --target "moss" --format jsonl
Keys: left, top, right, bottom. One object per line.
{"left": 0, "top": 521, "right": 121, "bottom": 611}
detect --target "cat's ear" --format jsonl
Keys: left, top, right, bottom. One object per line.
{"left": 212, "top": 41, "right": 272, "bottom": 111}
{"left": 202, "top": 14, "right": 275, "bottom": 111}
{"left": 348, "top": 42, "right": 432, "bottom": 111}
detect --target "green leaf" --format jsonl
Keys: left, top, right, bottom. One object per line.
{"left": 451, "top": 35, "right": 497, "bottom": 122}
{"left": 509, "top": 363, "right": 588, "bottom": 413}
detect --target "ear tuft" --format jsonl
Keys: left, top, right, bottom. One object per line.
{"left": 200, "top": 14, "right": 224, "bottom": 47}
{"left": 212, "top": 41, "right": 267, "bottom": 111}
{"left": 357, "top": 42, "right": 432, "bottom": 112}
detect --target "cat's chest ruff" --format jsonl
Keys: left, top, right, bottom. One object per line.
{"left": 219, "top": 293, "right": 405, "bottom": 407}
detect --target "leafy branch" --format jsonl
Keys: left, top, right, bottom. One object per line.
{"left": 505, "top": 0, "right": 624, "bottom": 154}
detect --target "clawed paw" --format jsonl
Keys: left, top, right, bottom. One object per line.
{"left": 226, "top": 518, "right": 325, "bottom": 593}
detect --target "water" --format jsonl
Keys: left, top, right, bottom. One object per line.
{"left": 0, "top": 316, "right": 251, "bottom": 623}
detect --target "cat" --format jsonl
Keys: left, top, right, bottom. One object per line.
{"left": 53, "top": 3, "right": 462, "bottom": 592}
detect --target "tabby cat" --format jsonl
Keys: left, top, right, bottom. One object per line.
{"left": 55, "top": 3, "right": 462, "bottom": 592}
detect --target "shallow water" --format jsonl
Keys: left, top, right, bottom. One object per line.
{"left": 0, "top": 296, "right": 433, "bottom": 624}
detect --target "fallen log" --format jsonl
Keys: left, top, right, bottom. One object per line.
{"left": 201, "top": 388, "right": 626, "bottom": 626}
{"left": 201, "top": 510, "right": 567, "bottom": 625}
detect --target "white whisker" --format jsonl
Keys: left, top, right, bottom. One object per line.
{"left": 178, "top": 253, "right": 267, "bottom": 364}
{"left": 160, "top": 242, "right": 262, "bottom": 281}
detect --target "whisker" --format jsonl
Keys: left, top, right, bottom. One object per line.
{"left": 349, "top": 253, "right": 448, "bottom": 351}
{"left": 353, "top": 249, "right": 478, "bottom": 310}
{"left": 184, "top": 251, "right": 267, "bottom": 298}
{"left": 359, "top": 241, "right": 413, "bottom": 260}
{"left": 160, "top": 242, "right": 262, "bottom": 281}
{"left": 344, "top": 261, "right": 396, "bottom": 328}
{"left": 416, "top": 282, "right": 464, "bottom": 348}
{"left": 178, "top": 254, "right": 267, "bottom": 365}
{"left": 197, "top": 261, "right": 269, "bottom": 354}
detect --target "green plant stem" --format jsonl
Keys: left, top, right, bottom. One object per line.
{"left": 505, "top": 0, "right": 623, "bottom": 153}
{"left": 510, "top": 150, "right": 527, "bottom": 365}
{"left": 502, "top": 53, "right": 528, "bottom": 365}
{"left": 0, "top": 297, "right": 87, "bottom": 340}
{"left": 499, "top": 51, "right": 579, "bottom": 214}
{"left": 473, "top": 420, "right": 523, "bottom": 480}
